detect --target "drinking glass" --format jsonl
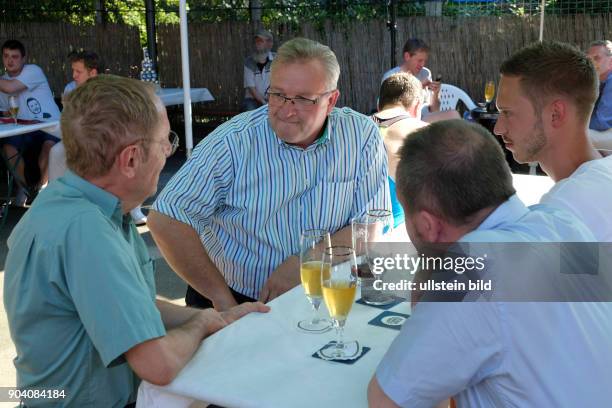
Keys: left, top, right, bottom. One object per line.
{"left": 484, "top": 81, "right": 495, "bottom": 104}
{"left": 320, "top": 246, "right": 358, "bottom": 359}
{"left": 360, "top": 209, "right": 395, "bottom": 305}
{"left": 8, "top": 96, "right": 19, "bottom": 124}
{"left": 297, "top": 229, "right": 332, "bottom": 333}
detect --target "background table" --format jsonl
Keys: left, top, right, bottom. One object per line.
{"left": 0, "top": 120, "right": 60, "bottom": 139}
{"left": 137, "top": 286, "right": 409, "bottom": 408}
{"left": 0, "top": 120, "right": 61, "bottom": 223}
{"left": 157, "top": 88, "right": 214, "bottom": 107}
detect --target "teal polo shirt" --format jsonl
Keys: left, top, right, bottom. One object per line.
{"left": 4, "top": 171, "right": 166, "bottom": 407}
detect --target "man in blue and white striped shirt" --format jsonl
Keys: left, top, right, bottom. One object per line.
{"left": 149, "top": 37, "right": 390, "bottom": 310}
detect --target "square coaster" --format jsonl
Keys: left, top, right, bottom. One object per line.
{"left": 356, "top": 296, "right": 405, "bottom": 310}
{"left": 312, "top": 341, "right": 371, "bottom": 364}
{"left": 367, "top": 311, "right": 410, "bottom": 330}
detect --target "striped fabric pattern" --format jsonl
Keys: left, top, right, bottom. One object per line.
{"left": 154, "top": 105, "right": 390, "bottom": 299}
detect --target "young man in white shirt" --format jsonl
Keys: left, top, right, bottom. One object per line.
{"left": 0, "top": 39, "right": 60, "bottom": 204}
{"left": 495, "top": 41, "right": 612, "bottom": 241}
{"left": 62, "top": 50, "right": 102, "bottom": 99}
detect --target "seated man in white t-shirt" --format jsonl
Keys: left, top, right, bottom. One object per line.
{"left": 49, "top": 51, "right": 102, "bottom": 185}
{"left": 61, "top": 50, "right": 101, "bottom": 101}
{"left": 50, "top": 50, "right": 148, "bottom": 225}
{"left": 0, "top": 39, "right": 60, "bottom": 204}
{"left": 381, "top": 38, "right": 459, "bottom": 123}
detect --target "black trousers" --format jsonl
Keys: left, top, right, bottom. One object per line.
{"left": 185, "top": 285, "right": 256, "bottom": 309}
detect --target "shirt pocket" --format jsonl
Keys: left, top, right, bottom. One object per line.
{"left": 306, "top": 179, "right": 355, "bottom": 231}
{"left": 139, "top": 258, "right": 156, "bottom": 300}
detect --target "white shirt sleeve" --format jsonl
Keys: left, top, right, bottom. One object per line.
{"left": 0, "top": 92, "right": 8, "bottom": 111}
{"left": 63, "top": 81, "right": 77, "bottom": 97}
{"left": 16, "top": 65, "right": 46, "bottom": 91}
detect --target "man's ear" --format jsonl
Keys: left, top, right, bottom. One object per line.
{"left": 549, "top": 99, "right": 567, "bottom": 129}
{"left": 115, "top": 144, "right": 139, "bottom": 178}
{"left": 410, "top": 101, "right": 422, "bottom": 119}
{"left": 325, "top": 89, "right": 340, "bottom": 115}
{"left": 414, "top": 210, "right": 444, "bottom": 243}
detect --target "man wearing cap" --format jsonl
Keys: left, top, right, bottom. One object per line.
{"left": 242, "top": 29, "right": 275, "bottom": 111}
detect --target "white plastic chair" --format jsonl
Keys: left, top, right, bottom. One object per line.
{"left": 439, "top": 84, "right": 477, "bottom": 112}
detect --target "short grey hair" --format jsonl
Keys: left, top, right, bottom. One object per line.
{"left": 589, "top": 40, "right": 612, "bottom": 56}
{"left": 271, "top": 37, "right": 340, "bottom": 90}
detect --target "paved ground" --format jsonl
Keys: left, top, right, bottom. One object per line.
{"left": 0, "top": 152, "right": 189, "bottom": 404}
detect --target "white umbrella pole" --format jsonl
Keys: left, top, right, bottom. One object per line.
{"left": 179, "top": 0, "right": 194, "bottom": 158}
{"left": 539, "top": 0, "right": 545, "bottom": 42}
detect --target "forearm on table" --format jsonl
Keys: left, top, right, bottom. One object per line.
{"left": 126, "top": 310, "right": 224, "bottom": 385}
{"left": 157, "top": 313, "right": 214, "bottom": 373}
{"left": 156, "top": 299, "right": 202, "bottom": 329}
{"left": 0, "top": 79, "right": 26, "bottom": 94}
{"left": 148, "top": 210, "right": 237, "bottom": 309}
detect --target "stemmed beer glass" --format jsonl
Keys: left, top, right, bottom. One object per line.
{"left": 361, "top": 209, "right": 395, "bottom": 305}
{"left": 320, "top": 246, "right": 358, "bottom": 359}
{"left": 297, "top": 229, "right": 332, "bottom": 333}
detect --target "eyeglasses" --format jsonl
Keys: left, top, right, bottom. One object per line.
{"left": 266, "top": 90, "right": 334, "bottom": 110}
{"left": 165, "top": 130, "right": 179, "bottom": 157}
{"left": 145, "top": 130, "right": 179, "bottom": 158}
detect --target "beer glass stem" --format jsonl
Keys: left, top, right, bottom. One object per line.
{"left": 334, "top": 319, "right": 346, "bottom": 355}
{"left": 310, "top": 297, "right": 321, "bottom": 324}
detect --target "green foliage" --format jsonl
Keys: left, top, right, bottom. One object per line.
{"left": 2, "top": 0, "right": 610, "bottom": 36}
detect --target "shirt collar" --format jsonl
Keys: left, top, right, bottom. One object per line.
{"left": 473, "top": 194, "right": 529, "bottom": 232}
{"left": 274, "top": 116, "right": 331, "bottom": 150}
{"left": 61, "top": 170, "right": 125, "bottom": 224}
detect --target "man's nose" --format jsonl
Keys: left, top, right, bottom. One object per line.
{"left": 278, "top": 100, "right": 297, "bottom": 116}
{"left": 493, "top": 116, "right": 505, "bottom": 136}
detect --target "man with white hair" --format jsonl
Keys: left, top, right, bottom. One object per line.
{"left": 4, "top": 75, "right": 268, "bottom": 407}
{"left": 149, "top": 37, "right": 390, "bottom": 310}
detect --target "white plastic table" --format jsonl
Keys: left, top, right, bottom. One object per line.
{"left": 157, "top": 88, "right": 214, "bottom": 107}
{"left": 0, "top": 120, "right": 60, "bottom": 139}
